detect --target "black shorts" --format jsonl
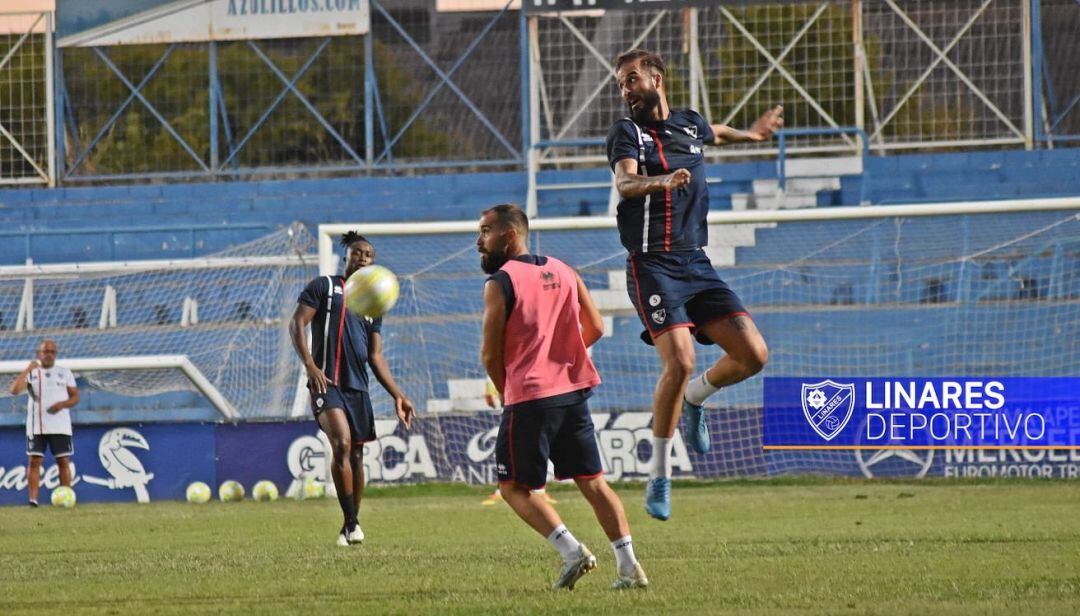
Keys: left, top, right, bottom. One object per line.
{"left": 310, "top": 385, "right": 376, "bottom": 444}
{"left": 496, "top": 389, "right": 603, "bottom": 489}
{"left": 27, "top": 434, "right": 73, "bottom": 458}
{"left": 626, "top": 249, "right": 749, "bottom": 346}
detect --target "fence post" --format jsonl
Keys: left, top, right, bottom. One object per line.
{"left": 1030, "top": 0, "right": 1046, "bottom": 145}
{"left": 45, "top": 11, "right": 56, "bottom": 187}
{"left": 1022, "top": 0, "right": 1034, "bottom": 149}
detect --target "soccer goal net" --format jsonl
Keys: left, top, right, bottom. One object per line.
{"left": 0, "top": 224, "right": 317, "bottom": 420}
{"left": 320, "top": 197, "right": 1080, "bottom": 480}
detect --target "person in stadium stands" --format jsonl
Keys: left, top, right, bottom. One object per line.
{"left": 10, "top": 338, "right": 80, "bottom": 507}
{"left": 606, "top": 49, "right": 782, "bottom": 521}
{"left": 289, "top": 232, "right": 415, "bottom": 547}
{"left": 481, "top": 377, "right": 558, "bottom": 507}
{"left": 479, "top": 204, "right": 647, "bottom": 590}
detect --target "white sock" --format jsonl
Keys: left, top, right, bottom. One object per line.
{"left": 611, "top": 535, "right": 638, "bottom": 576}
{"left": 685, "top": 371, "right": 720, "bottom": 406}
{"left": 649, "top": 437, "right": 672, "bottom": 479}
{"left": 547, "top": 525, "right": 581, "bottom": 561}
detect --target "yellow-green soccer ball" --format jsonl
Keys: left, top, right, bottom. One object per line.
{"left": 252, "top": 480, "right": 279, "bottom": 502}
{"left": 345, "top": 265, "right": 399, "bottom": 318}
{"left": 301, "top": 476, "right": 325, "bottom": 500}
{"left": 218, "top": 480, "right": 245, "bottom": 502}
{"left": 186, "top": 481, "right": 211, "bottom": 504}
{"left": 51, "top": 486, "right": 76, "bottom": 508}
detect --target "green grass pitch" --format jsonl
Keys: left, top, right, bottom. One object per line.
{"left": 2, "top": 479, "right": 1078, "bottom": 614}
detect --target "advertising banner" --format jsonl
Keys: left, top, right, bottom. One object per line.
{"left": 3, "top": 405, "right": 1078, "bottom": 506}
{"left": 763, "top": 377, "right": 1080, "bottom": 449}
{"left": 0, "top": 423, "right": 216, "bottom": 506}
{"left": 58, "top": 0, "right": 369, "bottom": 47}
{"left": 522, "top": 0, "right": 777, "bottom": 13}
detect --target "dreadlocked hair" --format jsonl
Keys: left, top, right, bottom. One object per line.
{"left": 340, "top": 230, "right": 370, "bottom": 248}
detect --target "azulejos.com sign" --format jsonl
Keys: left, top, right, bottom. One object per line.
{"left": 764, "top": 378, "right": 1080, "bottom": 449}
{"left": 58, "top": 0, "right": 369, "bottom": 47}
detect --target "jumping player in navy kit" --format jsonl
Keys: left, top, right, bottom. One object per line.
{"left": 606, "top": 49, "right": 782, "bottom": 520}
{"left": 289, "top": 231, "right": 415, "bottom": 546}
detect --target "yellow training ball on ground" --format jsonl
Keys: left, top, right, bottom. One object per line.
{"left": 51, "top": 486, "right": 76, "bottom": 508}
{"left": 252, "top": 480, "right": 279, "bottom": 502}
{"left": 301, "top": 476, "right": 325, "bottom": 500}
{"left": 345, "top": 265, "right": 400, "bottom": 318}
{"left": 186, "top": 481, "right": 211, "bottom": 504}
{"left": 218, "top": 480, "right": 245, "bottom": 502}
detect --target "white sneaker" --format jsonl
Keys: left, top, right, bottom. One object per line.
{"left": 612, "top": 563, "right": 649, "bottom": 589}
{"left": 336, "top": 526, "right": 350, "bottom": 547}
{"left": 552, "top": 544, "right": 597, "bottom": 591}
{"left": 346, "top": 524, "right": 365, "bottom": 544}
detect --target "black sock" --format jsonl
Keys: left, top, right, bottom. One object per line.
{"left": 338, "top": 493, "right": 357, "bottom": 527}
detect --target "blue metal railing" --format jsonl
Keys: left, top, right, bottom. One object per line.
{"left": 0, "top": 223, "right": 271, "bottom": 264}
{"left": 776, "top": 127, "right": 871, "bottom": 205}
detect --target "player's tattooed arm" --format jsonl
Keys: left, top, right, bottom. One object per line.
{"left": 613, "top": 158, "right": 691, "bottom": 199}
{"left": 289, "top": 303, "right": 330, "bottom": 394}
{"left": 369, "top": 332, "right": 414, "bottom": 430}
{"left": 481, "top": 280, "right": 508, "bottom": 397}
{"left": 710, "top": 105, "right": 783, "bottom": 145}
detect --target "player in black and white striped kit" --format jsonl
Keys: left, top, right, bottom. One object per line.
{"left": 9, "top": 338, "right": 80, "bottom": 507}
{"left": 289, "top": 231, "right": 415, "bottom": 546}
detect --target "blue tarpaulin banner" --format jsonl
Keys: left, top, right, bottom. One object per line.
{"left": 3, "top": 400, "right": 1080, "bottom": 505}
{"left": 764, "top": 377, "right": 1080, "bottom": 449}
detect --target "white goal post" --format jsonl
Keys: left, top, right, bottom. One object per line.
{"left": 313, "top": 198, "right": 1079, "bottom": 480}
{"left": 0, "top": 356, "right": 238, "bottom": 419}
{"left": 0, "top": 224, "right": 317, "bottom": 421}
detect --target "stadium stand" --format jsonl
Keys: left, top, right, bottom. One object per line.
{"left": 0, "top": 149, "right": 1077, "bottom": 265}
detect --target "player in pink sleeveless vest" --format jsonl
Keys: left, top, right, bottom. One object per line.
{"left": 478, "top": 204, "right": 648, "bottom": 591}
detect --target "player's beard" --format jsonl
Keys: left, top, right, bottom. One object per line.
{"left": 629, "top": 88, "right": 661, "bottom": 124}
{"left": 480, "top": 247, "right": 508, "bottom": 275}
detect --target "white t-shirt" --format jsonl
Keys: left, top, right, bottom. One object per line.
{"left": 24, "top": 365, "right": 77, "bottom": 437}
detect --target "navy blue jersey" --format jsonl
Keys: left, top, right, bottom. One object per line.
{"left": 298, "top": 275, "right": 383, "bottom": 392}
{"left": 606, "top": 109, "right": 715, "bottom": 254}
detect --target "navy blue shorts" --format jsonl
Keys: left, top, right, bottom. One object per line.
{"left": 310, "top": 385, "right": 376, "bottom": 444}
{"left": 626, "top": 249, "right": 749, "bottom": 346}
{"left": 496, "top": 389, "right": 603, "bottom": 489}
{"left": 27, "top": 434, "right": 73, "bottom": 458}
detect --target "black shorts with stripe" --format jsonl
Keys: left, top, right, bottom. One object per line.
{"left": 27, "top": 434, "right": 74, "bottom": 458}
{"left": 310, "top": 385, "right": 376, "bottom": 444}
{"left": 496, "top": 388, "right": 603, "bottom": 489}
{"left": 626, "top": 249, "right": 748, "bottom": 346}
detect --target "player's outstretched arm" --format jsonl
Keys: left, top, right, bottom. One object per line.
{"left": 368, "top": 332, "right": 414, "bottom": 430}
{"left": 8, "top": 359, "right": 38, "bottom": 395}
{"left": 710, "top": 105, "right": 784, "bottom": 145}
{"left": 480, "top": 279, "right": 508, "bottom": 397}
{"left": 289, "top": 303, "right": 329, "bottom": 394}
{"left": 613, "top": 158, "right": 691, "bottom": 199}
{"left": 575, "top": 273, "right": 604, "bottom": 348}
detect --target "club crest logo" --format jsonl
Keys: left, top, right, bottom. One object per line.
{"left": 801, "top": 380, "right": 855, "bottom": 441}
{"left": 682, "top": 125, "right": 698, "bottom": 139}
{"left": 651, "top": 309, "right": 666, "bottom": 324}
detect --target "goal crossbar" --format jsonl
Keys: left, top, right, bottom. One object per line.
{"left": 317, "top": 197, "right": 1080, "bottom": 275}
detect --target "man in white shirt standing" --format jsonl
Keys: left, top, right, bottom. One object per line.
{"left": 9, "top": 339, "right": 80, "bottom": 507}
